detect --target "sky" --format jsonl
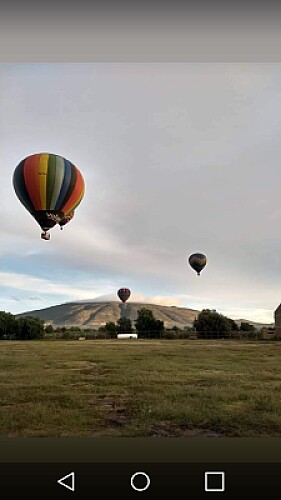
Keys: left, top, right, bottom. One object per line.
{"left": 1, "top": 62, "right": 281, "bottom": 324}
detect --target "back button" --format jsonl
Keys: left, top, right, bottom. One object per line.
{"left": 57, "top": 472, "right": 75, "bottom": 492}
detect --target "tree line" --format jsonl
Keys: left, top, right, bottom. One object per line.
{"left": 99, "top": 308, "right": 266, "bottom": 339}
{"left": 0, "top": 312, "right": 44, "bottom": 340}
{"left": 0, "top": 307, "right": 274, "bottom": 340}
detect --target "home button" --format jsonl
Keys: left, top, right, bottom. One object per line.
{"left": 130, "top": 471, "right": 150, "bottom": 492}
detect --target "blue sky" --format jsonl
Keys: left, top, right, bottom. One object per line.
{"left": 1, "top": 63, "right": 281, "bottom": 323}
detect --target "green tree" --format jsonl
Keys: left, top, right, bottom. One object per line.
{"left": 69, "top": 326, "right": 81, "bottom": 335}
{"left": 0, "top": 311, "right": 18, "bottom": 339}
{"left": 102, "top": 321, "right": 117, "bottom": 338}
{"left": 239, "top": 322, "right": 259, "bottom": 339}
{"left": 193, "top": 309, "right": 232, "bottom": 339}
{"left": 240, "top": 322, "right": 256, "bottom": 332}
{"left": 15, "top": 316, "right": 44, "bottom": 340}
{"left": 227, "top": 318, "right": 239, "bottom": 331}
{"left": 44, "top": 324, "right": 55, "bottom": 334}
{"left": 103, "top": 321, "right": 116, "bottom": 332}
{"left": 171, "top": 325, "right": 181, "bottom": 332}
{"left": 135, "top": 308, "right": 164, "bottom": 338}
{"left": 116, "top": 318, "right": 133, "bottom": 334}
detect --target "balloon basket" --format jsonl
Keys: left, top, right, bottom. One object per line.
{"left": 41, "top": 232, "right": 51, "bottom": 240}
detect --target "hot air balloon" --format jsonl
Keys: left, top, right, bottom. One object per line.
{"left": 117, "top": 288, "right": 131, "bottom": 303}
{"left": 13, "top": 153, "right": 85, "bottom": 240}
{"left": 59, "top": 210, "right": 75, "bottom": 230}
{"left": 188, "top": 253, "right": 207, "bottom": 275}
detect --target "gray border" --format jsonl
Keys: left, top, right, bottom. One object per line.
{"left": 1, "top": 438, "right": 281, "bottom": 463}
{"left": 1, "top": 7, "right": 281, "bottom": 61}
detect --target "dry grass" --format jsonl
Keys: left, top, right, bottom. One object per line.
{"left": 0, "top": 339, "right": 280, "bottom": 437}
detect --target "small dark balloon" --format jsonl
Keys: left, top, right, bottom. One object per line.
{"left": 117, "top": 288, "right": 131, "bottom": 303}
{"left": 188, "top": 253, "right": 207, "bottom": 275}
{"left": 59, "top": 210, "right": 75, "bottom": 229}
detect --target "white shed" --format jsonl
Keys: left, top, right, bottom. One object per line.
{"left": 117, "top": 333, "right": 138, "bottom": 339}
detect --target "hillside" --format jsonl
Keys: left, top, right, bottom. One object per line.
{"left": 16, "top": 301, "right": 273, "bottom": 330}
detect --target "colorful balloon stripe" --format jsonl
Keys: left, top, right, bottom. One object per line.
{"left": 13, "top": 153, "right": 85, "bottom": 213}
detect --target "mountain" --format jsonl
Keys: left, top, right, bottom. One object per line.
{"left": 16, "top": 301, "right": 273, "bottom": 330}
{"left": 234, "top": 319, "right": 274, "bottom": 330}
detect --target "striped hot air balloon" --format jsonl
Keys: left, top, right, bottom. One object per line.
{"left": 13, "top": 153, "right": 85, "bottom": 239}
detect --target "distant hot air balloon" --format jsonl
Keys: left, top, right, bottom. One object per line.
{"left": 117, "top": 288, "right": 131, "bottom": 303}
{"left": 59, "top": 210, "right": 75, "bottom": 230}
{"left": 13, "top": 153, "right": 85, "bottom": 240}
{"left": 188, "top": 253, "right": 207, "bottom": 275}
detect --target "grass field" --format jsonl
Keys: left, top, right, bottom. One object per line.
{"left": 0, "top": 339, "right": 281, "bottom": 437}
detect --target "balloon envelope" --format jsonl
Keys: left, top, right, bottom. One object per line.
{"left": 13, "top": 153, "right": 85, "bottom": 235}
{"left": 188, "top": 253, "right": 207, "bottom": 275}
{"left": 117, "top": 288, "right": 131, "bottom": 303}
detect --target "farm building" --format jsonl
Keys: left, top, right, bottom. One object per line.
{"left": 274, "top": 304, "right": 281, "bottom": 339}
{"left": 117, "top": 333, "right": 138, "bottom": 339}
{"left": 260, "top": 327, "right": 276, "bottom": 340}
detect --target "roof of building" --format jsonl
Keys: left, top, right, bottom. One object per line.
{"left": 275, "top": 304, "right": 281, "bottom": 315}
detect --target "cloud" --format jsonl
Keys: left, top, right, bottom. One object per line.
{"left": 125, "top": 293, "right": 188, "bottom": 306}
{"left": 74, "top": 292, "right": 190, "bottom": 307}
{"left": 219, "top": 308, "right": 274, "bottom": 325}
{"left": 0, "top": 272, "right": 115, "bottom": 301}
{"left": 9, "top": 294, "right": 43, "bottom": 303}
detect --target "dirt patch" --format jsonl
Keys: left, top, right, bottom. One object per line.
{"left": 148, "top": 422, "right": 223, "bottom": 437}
{"left": 63, "top": 361, "right": 99, "bottom": 370}
{"left": 79, "top": 368, "right": 109, "bottom": 376}
{"left": 104, "top": 412, "right": 131, "bottom": 427}
{"left": 192, "top": 380, "right": 214, "bottom": 387}
{"left": 91, "top": 397, "right": 119, "bottom": 407}
{"left": 0, "top": 402, "right": 33, "bottom": 409}
{"left": 90, "top": 396, "right": 128, "bottom": 409}
{"left": 90, "top": 395, "right": 132, "bottom": 427}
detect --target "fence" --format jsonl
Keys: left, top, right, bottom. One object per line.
{"left": 195, "top": 330, "right": 262, "bottom": 340}
{"left": 4, "top": 328, "right": 274, "bottom": 341}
